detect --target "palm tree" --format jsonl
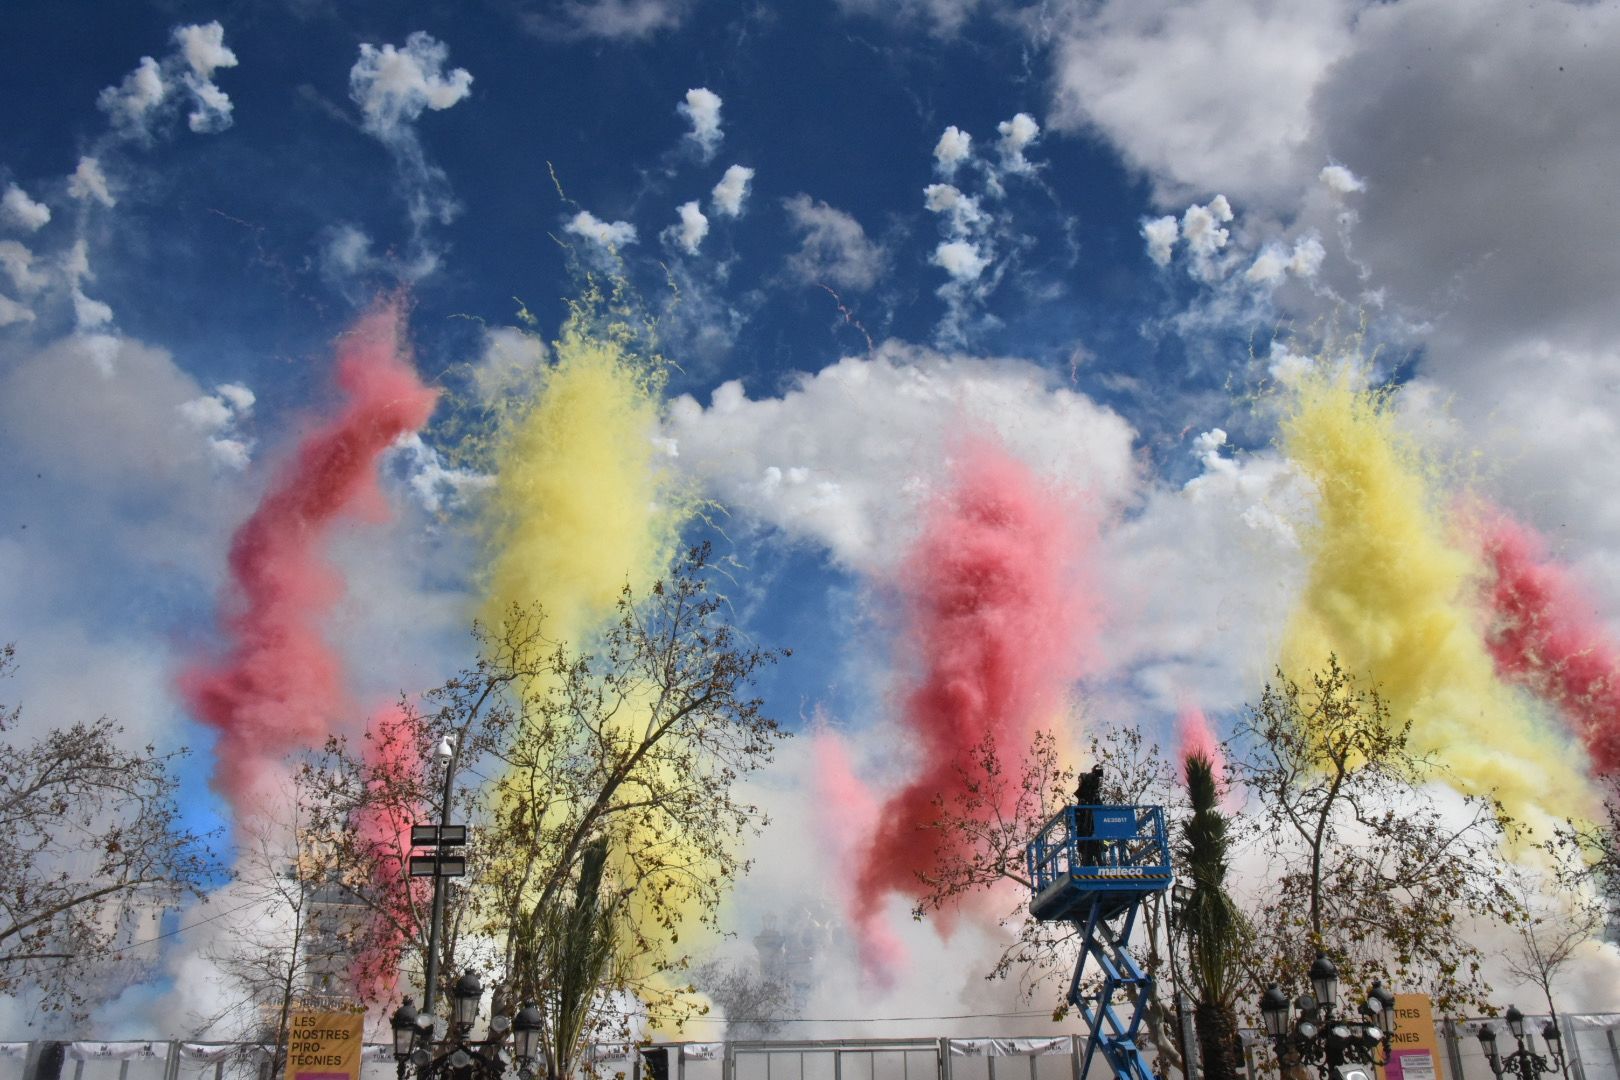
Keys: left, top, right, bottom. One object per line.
{"left": 1178, "top": 751, "right": 1247, "bottom": 1080}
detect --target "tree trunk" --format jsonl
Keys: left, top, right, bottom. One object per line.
{"left": 1194, "top": 1000, "right": 1245, "bottom": 1080}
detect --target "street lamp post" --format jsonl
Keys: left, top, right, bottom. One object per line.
{"left": 1258, "top": 954, "right": 1397, "bottom": 1080}
{"left": 391, "top": 975, "right": 547, "bottom": 1080}
{"left": 421, "top": 733, "right": 463, "bottom": 1014}
{"left": 1476, "top": 1007, "right": 1564, "bottom": 1080}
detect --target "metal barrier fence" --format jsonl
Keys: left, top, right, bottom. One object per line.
{"left": 2, "top": 1017, "right": 1617, "bottom": 1080}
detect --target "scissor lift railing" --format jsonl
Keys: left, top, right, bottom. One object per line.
{"left": 1026, "top": 805, "right": 1172, "bottom": 1080}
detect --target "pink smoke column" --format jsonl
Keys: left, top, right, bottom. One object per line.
{"left": 180, "top": 302, "right": 439, "bottom": 819}
{"left": 852, "top": 437, "right": 1100, "bottom": 982}
{"left": 349, "top": 702, "right": 427, "bottom": 1001}
{"left": 810, "top": 729, "right": 906, "bottom": 982}
{"left": 1470, "top": 504, "right": 1620, "bottom": 774}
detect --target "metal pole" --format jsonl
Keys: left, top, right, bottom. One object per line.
{"left": 421, "top": 734, "right": 463, "bottom": 1015}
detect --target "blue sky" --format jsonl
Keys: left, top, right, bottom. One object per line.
{"left": 4, "top": 0, "right": 1620, "bottom": 1035}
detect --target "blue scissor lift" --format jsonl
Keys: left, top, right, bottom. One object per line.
{"left": 1026, "top": 804, "right": 1173, "bottom": 1080}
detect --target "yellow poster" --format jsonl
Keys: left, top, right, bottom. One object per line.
{"left": 1386, "top": 994, "right": 1444, "bottom": 1080}
{"left": 284, "top": 1011, "right": 364, "bottom": 1080}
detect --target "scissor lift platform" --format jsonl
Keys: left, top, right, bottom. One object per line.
{"left": 1026, "top": 805, "right": 1173, "bottom": 1080}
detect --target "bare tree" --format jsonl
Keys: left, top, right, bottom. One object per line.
{"left": 200, "top": 793, "right": 366, "bottom": 1073}
{"left": 1234, "top": 657, "right": 1524, "bottom": 1016}
{"left": 0, "top": 643, "right": 219, "bottom": 1021}
{"left": 1501, "top": 861, "right": 1606, "bottom": 1071}
{"left": 300, "top": 545, "right": 789, "bottom": 1077}
{"left": 689, "top": 956, "right": 795, "bottom": 1040}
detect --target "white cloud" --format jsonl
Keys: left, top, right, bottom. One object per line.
{"left": 216, "top": 383, "right": 254, "bottom": 413}
{"left": 1142, "top": 215, "right": 1179, "bottom": 267}
{"left": 1320, "top": 163, "right": 1365, "bottom": 196}
{"left": 565, "top": 209, "right": 637, "bottom": 249}
{"left": 68, "top": 157, "right": 115, "bottom": 208}
{"left": 350, "top": 32, "right": 473, "bottom": 139}
{"left": 184, "top": 77, "right": 234, "bottom": 134}
{"left": 469, "top": 325, "right": 546, "bottom": 401}
{"left": 97, "top": 56, "right": 169, "bottom": 137}
{"left": 664, "top": 342, "right": 1139, "bottom": 571}
{"left": 323, "top": 225, "right": 374, "bottom": 278}
{"left": 922, "top": 183, "right": 985, "bottom": 233}
{"left": 94, "top": 24, "right": 239, "bottom": 142}
{"left": 678, "top": 87, "right": 723, "bottom": 161}
{"left": 933, "top": 125, "right": 973, "bottom": 175}
{"left": 175, "top": 22, "right": 239, "bottom": 134}
{"left": 1047, "top": 0, "right": 1358, "bottom": 204}
{"left": 931, "top": 240, "right": 989, "bottom": 283}
{"left": 178, "top": 395, "right": 232, "bottom": 432}
{"left": 0, "top": 294, "right": 32, "bottom": 327}
{"left": 995, "top": 112, "right": 1041, "bottom": 175}
{"left": 782, "top": 195, "right": 884, "bottom": 291}
{"left": 178, "top": 381, "right": 255, "bottom": 467}
{"left": 523, "top": 0, "right": 691, "bottom": 40}
{"left": 0, "top": 241, "right": 47, "bottom": 294}
{"left": 1, "top": 185, "right": 50, "bottom": 232}
{"left": 1180, "top": 194, "right": 1233, "bottom": 259}
{"left": 669, "top": 200, "right": 709, "bottom": 255}
{"left": 711, "top": 164, "right": 755, "bottom": 217}
{"left": 174, "top": 22, "right": 237, "bottom": 79}
{"left": 1091, "top": 436, "right": 1308, "bottom": 721}
{"left": 1246, "top": 234, "right": 1325, "bottom": 285}
{"left": 347, "top": 32, "right": 471, "bottom": 243}
{"left": 834, "top": 0, "right": 985, "bottom": 35}
{"left": 389, "top": 433, "right": 494, "bottom": 513}
{"left": 72, "top": 290, "right": 115, "bottom": 332}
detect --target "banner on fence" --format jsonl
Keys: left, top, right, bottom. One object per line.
{"left": 284, "top": 1012, "right": 364, "bottom": 1080}
{"left": 1387, "top": 994, "right": 1443, "bottom": 1080}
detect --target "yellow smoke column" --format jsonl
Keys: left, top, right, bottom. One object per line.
{"left": 1277, "top": 365, "right": 1598, "bottom": 829}
{"left": 482, "top": 311, "right": 680, "bottom": 644}
{"left": 480, "top": 302, "right": 706, "bottom": 1022}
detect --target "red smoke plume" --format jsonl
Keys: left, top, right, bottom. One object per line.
{"left": 1471, "top": 504, "right": 1620, "bottom": 774}
{"left": 180, "top": 302, "right": 439, "bottom": 820}
{"left": 851, "top": 437, "right": 1099, "bottom": 981}
{"left": 349, "top": 702, "right": 427, "bottom": 1001}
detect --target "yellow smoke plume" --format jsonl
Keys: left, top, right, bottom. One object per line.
{"left": 1277, "top": 364, "right": 1598, "bottom": 830}
{"left": 479, "top": 297, "right": 708, "bottom": 1024}
{"left": 482, "top": 307, "right": 680, "bottom": 645}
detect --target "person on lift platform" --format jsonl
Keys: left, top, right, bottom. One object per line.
{"left": 1074, "top": 763, "right": 1104, "bottom": 866}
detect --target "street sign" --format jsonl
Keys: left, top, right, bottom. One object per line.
{"left": 1386, "top": 994, "right": 1444, "bottom": 1080}
{"left": 409, "top": 824, "right": 467, "bottom": 847}
{"left": 284, "top": 1011, "right": 363, "bottom": 1080}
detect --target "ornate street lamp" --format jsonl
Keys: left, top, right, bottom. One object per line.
{"left": 1257, "top": 957, "right": 1396, "bottom": 1080}
{"left": 1477, "top": 1007, "right": 1564, "bottom": 1080}
{"left": 512, "top": 1003, "right": 546, "bottom": 1080}
{"left": 393, "top": 973, "right": 541, "bottom": 1080}
{"left": 391, "top": 999, "right": 419, "bottom": 1080}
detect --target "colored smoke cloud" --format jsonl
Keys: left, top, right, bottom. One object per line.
{"left": 481, "top": 307, "right": 681, "bottom": 649}
{"left": 480, "top": 301, "right": 697, "bottom": 995}
{"left": 349, "top": 702, "right": 426, "bottom": 1001}
{"left": 1176, "top": 701, "right": 1224, "bottom": 777}
{"left": 1277, "top": 368, "right": 1597, "bottom": 828}
{"left": 851, "top": 435, "right": 1100, "bottom": 982}
{"left": 180, "top": 302, "right": 439, "bottom": 822}
{"left": 810, "top": 729, "right": 905, "bottom": 979}
{"left": 1469, "top": 503, "right": 1620, "bottom": 775}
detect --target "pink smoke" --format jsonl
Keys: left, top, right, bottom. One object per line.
{"left": 180, "top": 302, "right": 439, "bottom": 820}
{"left": 1469, "top": 504, "right": 1620, "bottom": 774}
{"left": 1176, "top": 701, "right": 1235, "bottom": 808}
{"left": 851, "top": 436, "right": 1100, "bottom": 982}
{"left": 810, "top": 729, "right": 906, "bottom": 983}
{"left": 349, "top": 702, "right": 426, "bottom": 1001}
